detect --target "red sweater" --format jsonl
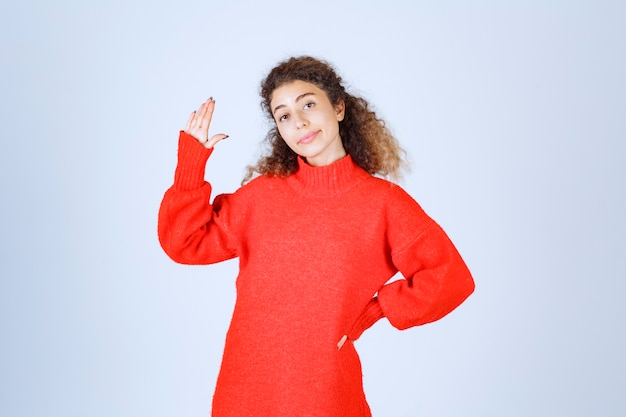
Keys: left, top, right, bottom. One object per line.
{"left": 158, "top": 132, "right": 474, "bottom": 417}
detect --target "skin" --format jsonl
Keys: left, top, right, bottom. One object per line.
{"left": 184, "top": 97, "right": 229, "bottom": 148}
{"left": 270, "top": 80, "right": 346, "bottom": 167}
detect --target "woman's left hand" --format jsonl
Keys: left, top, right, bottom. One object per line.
{"left": 337, "top": 335, "right": 348, "bottom": 350}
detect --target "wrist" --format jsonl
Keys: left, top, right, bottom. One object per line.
{"left": 173, "top": 131, "right": 214, "bottom": 191}
{"left": 348, "top": 297, "right": 384, "bottom": 341}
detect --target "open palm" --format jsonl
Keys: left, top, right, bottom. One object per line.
{"left": 184, "top": 98, "right": 228, "bottom": 148}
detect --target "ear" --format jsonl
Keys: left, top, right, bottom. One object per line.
{"left": 334, "top": 99, "right": 345, "bottom": 122}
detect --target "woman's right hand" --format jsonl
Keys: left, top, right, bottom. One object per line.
{"left": 184, "top": 97, "right": 229, "bottom": 149}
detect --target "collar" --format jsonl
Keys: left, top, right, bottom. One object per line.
{"left": 286, "top": 154, "right": 370, "bottom": 197}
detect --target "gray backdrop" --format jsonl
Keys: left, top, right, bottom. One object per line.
{"left": 1, "top": 1, "right": 624, "bottom": 416}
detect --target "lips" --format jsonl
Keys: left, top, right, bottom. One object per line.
{"left": 297, "top": 131, "right": 319, "bottom": 145}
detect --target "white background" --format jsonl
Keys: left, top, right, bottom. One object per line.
{"left": 1, "top": 1, "right": 624, "bottom": 416}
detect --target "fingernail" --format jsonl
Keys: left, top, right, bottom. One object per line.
{"left": 223, "top": 135, "right": 229, "bottom": 139}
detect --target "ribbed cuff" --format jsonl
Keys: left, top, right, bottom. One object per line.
{"left": 174, "top": 131, "right": 213, "bottom": 191}
{"left": 348, "top": 297, "right": 385, "bottom": 341}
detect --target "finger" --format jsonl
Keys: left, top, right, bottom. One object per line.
{"left": 195, "top": 97, "right": 213, "bottom": 122}
{"left": 204, "top": 133, "right": 229, "bottom": 149}
{"left": 193, "top": 100, "right": 209, "bottom": 128}
{"left": 200, "top": 97, "right": 216, "bottom": 129}
{"left": 337, "top": 335, "right": 348, "bottom": 350}
{"left": 184, "top": 111, "right": 195, "bottom": 132}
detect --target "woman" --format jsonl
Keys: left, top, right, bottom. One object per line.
{"left": 158, "top": 56, "right": 474, "bottom": 416}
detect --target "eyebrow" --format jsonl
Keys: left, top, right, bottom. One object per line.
{"left": 272, "top": 92, "right": 316, "bottom": 115}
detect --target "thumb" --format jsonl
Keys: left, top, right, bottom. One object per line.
{"left": 204, "top": 133, "right": 229, "bottom": 149}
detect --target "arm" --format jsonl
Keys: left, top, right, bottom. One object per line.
{"left": 379, "top": 219, "right": 475, "bottom": 330}
{"left": 340, "top": 186, "right": 474, "bottom": 348}
{"left": 158, "top": 99, "right": 237, "bottom": 265}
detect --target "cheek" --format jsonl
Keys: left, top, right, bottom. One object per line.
{"left": 276, "top": 126, "right": 287, "bottom": 142}
{"left": 275, "top": 126, "right": 294, "bottom": 148}
{"left": 276, "top": 125, "right": 293, "bottom": 143}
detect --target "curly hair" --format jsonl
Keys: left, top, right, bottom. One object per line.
{"left": 243, "top": 56, "right": 407, "bottom": 184}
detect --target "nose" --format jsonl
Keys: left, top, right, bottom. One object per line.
{"left": 294, "top": 112, "right": 308, "bottom": 129}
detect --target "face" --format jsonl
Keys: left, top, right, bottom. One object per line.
{"left": 270, "top": 80, "right": 346, "bottom": 167}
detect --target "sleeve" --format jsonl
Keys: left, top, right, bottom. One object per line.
{"left": 346, "top": 297, "right": 385, "bottom": 342}
{"left": 377, "top": 186, "right": 475, "bottom": 330}
{"left": 157, "top": 131, "right": 239, "bottom": 265}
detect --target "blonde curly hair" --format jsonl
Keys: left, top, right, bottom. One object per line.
{"left": 244, "top": 56, "right": 407, "bottom": 184}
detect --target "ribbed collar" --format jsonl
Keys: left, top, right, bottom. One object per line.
{"left": 286, "top": 154, "right": 370, "bottom": 198}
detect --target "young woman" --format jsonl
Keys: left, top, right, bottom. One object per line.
{"left": 158, "top": 56, "right": 474, "bottom": 417}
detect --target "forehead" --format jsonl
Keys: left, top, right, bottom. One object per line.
{"left": 270, "top": 80, "right": 328, "bottom": 106}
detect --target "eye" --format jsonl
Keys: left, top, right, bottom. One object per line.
{"left": 304, "top": 102, "right": 315, "bottom": 109}
{"left": 278, "top": 113, "right": 289, "bottom": 122}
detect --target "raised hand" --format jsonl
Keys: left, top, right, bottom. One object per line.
{"left": 184, "top": 97, "right": 229, "bottom": 149}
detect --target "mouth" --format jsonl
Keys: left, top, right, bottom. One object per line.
{"left": 297, "top": 131, "right": 319, "bottom": 145}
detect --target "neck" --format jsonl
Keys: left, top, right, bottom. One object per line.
{"left": 305, "top": 150, "right": 347, "bottom": 167}
{"left": 304, "top": 142, "right": 347, "bottom": 167}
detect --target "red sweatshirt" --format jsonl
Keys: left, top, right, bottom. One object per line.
{"left": 158, "top": 132, "right": 474, "bottom": 417}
